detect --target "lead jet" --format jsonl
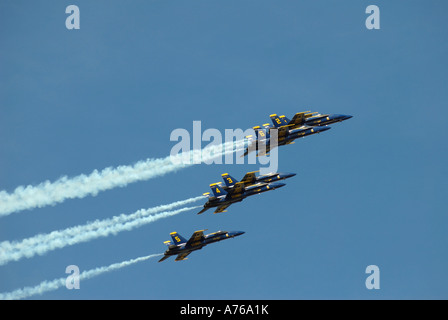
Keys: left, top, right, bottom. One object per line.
{"left": 243, "top": 123, "right": 330, "bottom": 157}
{"left": 270, "top": 111, "right": 352, "bottom": 130}
{"left": 221, "top": 171, "right": 296, "bottom": 191}
{"left": 158, "top": 229, "right": 245, "bottom": 262}
{"left": 198, "top": 179, "right": 286, "bottom": 214}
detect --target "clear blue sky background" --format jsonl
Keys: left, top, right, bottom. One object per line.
{"left": 1, "top": 0, "right": 447, "bottom": 299}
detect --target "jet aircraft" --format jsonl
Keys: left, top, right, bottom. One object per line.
{"left": 158, "top": 229, "right": 245, "bottom": 262}
{"left": 243, "top": 123, "right": 330, "bottom": 157}
{"left": 198, "top": 178, "right": 286, "bottom": 214}
{"left": 270, "top": 111, "right": 352, "bottom": 130}
{"left": 221, "top": 171, "right": 296, "bottom": 190}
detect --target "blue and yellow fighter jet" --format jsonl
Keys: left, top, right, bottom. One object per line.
{"left": 220, "top": 171, "right": 296, "bottom": 191}
{"left": 197, "top": 178, "right": 286, "bottom": 214}
{"left": 158, "top": 229, "right": 245, "bottom": 262}
{"left": 243, "top": 123, "right": 331, "bottom": 157}
{"left": 270, "top": 111, "right": 352, "bottom": 130}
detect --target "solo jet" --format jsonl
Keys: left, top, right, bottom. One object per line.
{"left": 270, "top": 111, "right": 352, "bottom": 130}
{"left": 198, "top": 178, "right": 286, "bottom": 214}
{"left": 158, "top": 229, "right": 245, "bottom": 262}
{"left": 221, "top": 171, "right": 296, "bottom": 190}
{"left": 243, "top": 123, "right": 330, "bottom": 157}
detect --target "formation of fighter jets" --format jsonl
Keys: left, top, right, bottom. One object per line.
{"left": 196, "top": 171, "right": 295, "bottom": 214}
{"left": 160, "top": 111, "right": 352, "bottom": 262}
{"left": 243, "top": 111, "right": 352, "bottom": 157}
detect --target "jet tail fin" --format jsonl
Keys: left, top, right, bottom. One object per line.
{"left": 242, "top": 126, "right": 271, "bottom": 157}
{"left": 210, "top": 183, "right": 227, "bottom": 197}
{"left": 270, "top": 114, "right": 288, "bottom": 127}
{"left": 279, "top": 115, "right": 291, "bottom": 124}
{"left": 253, "top": 126, "right": 270, "bottom": 139}
{"left": 240, "top": 171, "right": 257, "bottom": 185}
{"left": 170, "top": 232, "right": 187, "bottom": 245}
{"left": 288, "top": 112, "right": 307, "bottom": 127}
{"left": 221, "top": 173, "right": 238, "bottom": 187}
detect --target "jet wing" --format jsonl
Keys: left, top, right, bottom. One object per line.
{"left": 197, "top": 207, "right": 210, "bottom": 215}
{"left": 214, "top": 203, "right": 231, "bottom": 214}
{"left": 175, "top": 252, "right": 192, "bottom": 261}
{"left": 186, "top": 230, "right": 206, "bottom": 247}
{"left": 158, "top": 254, "right": 171, "bottom": 262}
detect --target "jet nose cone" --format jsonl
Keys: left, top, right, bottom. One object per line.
{"left": 229, "top": 231, "right": 245, "bottom": 237}
{"left": 278, "top": 172, "right": 296, "bottom": 179}
{"left": 335, "top": 114, "right": 353, "bottom": 121}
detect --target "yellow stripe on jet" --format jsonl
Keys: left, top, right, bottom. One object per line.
{"left": 209, "top": 182, "right": 222, "bottom": 186}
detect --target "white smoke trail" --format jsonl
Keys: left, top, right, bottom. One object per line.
{"left": 0, "top": 139, "right": 246, "bottom": 217}
{"left": 0, "top": 253, "right": 162, "bottom": 300}
{"left": 0, "top": 198, "right": 203, "bottom": 266}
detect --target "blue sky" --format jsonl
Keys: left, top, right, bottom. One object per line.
{"left": 1, "top": 0, "right": 447, "bottom": 299}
